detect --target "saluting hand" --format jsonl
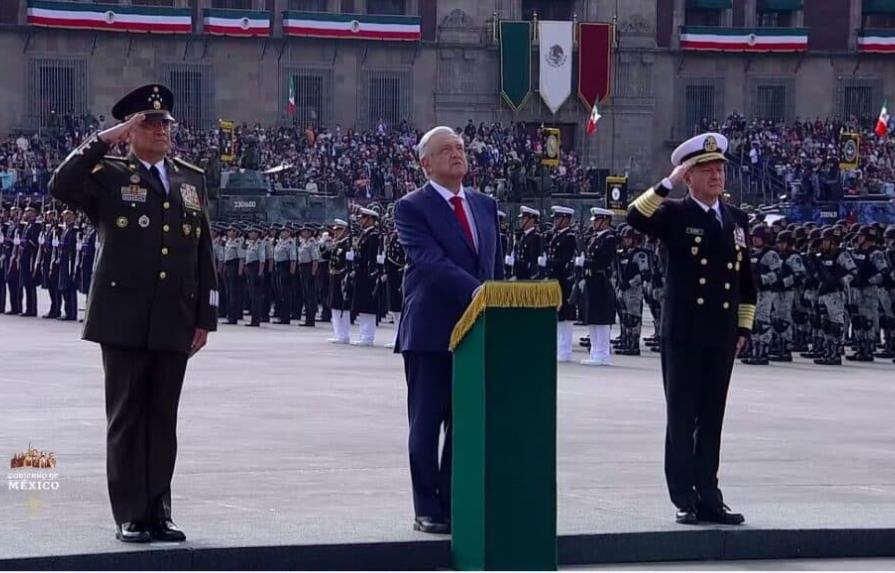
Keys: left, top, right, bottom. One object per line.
{"left": 98, "top": 113, "right": 146, "bottom": 145}
{"left": 668, "top": 157, "right": 700, "bottom": 187}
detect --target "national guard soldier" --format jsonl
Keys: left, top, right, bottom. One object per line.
{"left": 581, "top": 207, "right": 616, "bottom": 365}
{"left": 547, "top": 205, "right": 578, "bottom": 361}
{"left": 384, "top": 222, "right": 406, "bottom": 349}
{"left": 212, "top": 225, "right": 228, "bottom": 319}
{"left": 18, "top": 207, "right": 41, "bottom": 316}
{"left": 627, "top": 132, "right": 756, "bottom": 525}
{"left": 297, "top": 224, "right": 320, "bottom": 327}
{"left": 742, "top": 225, "right": 780, "bottom": 365}
{"left": 58, "top": 210, "right": 78, "bottom": 321}
{"left": 847, "top": 226, "right": 886, "bottom": 361}
{"left": 328, "top": 218, "right": 352, "bottom": 343}
{"left": 614, "top": 227, "right": 651, "bottom": 356}
{"left": 48, "top": 84, "right": 218, "bottom": 543}
{"left": 40, "top": 210, "right": 62, "bottom": 319}
{"left": 879, "top": 226, "right": 895, "bottom": 360}
{"left": 643, "top": 235, "right": 667, "bottom": 352}
{"left": 813, "top": 228, "right": 857, "bottom": 366}
{"left": 273, "top": 224, "right": 297, "bottom": 324}
{"left": 318, "top": 227, "right": 333, "bottom": 323}
{"left": 350, "top": 207, "right": 380, "bottom": 345}
{"left": 243, "top": 225, "right": 266, "bottom": 327}
{"left": 260, "top": 225, "right": 276, "bottom": 323}
{"left": 770, "top": 230, "right": 805, "bottom": 362}
{"left": 78, "top": 222, "right": 98, "bottom": 307}
{"left": 513, "top": 206, "right": 543, "bottom": 280}
{"left": 223, "top": 225, "right": 244, "bottom": 324}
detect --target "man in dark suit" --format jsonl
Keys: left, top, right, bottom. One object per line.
{"left": 49, "top": 84, "right": 218, "bottom": 544}
{"left": 20, "top": 207, "right": 42, "bottom": 317}
{"left": 394, "top": 126, "right": 504, "bottom": 534}
{"left": 627, "top": 132, "right": 756, "bottom": 526}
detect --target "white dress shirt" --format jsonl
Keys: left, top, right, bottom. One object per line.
{"left": 690, "top": 193, "right": 723, "bottom": 226}
{"left": 139, "top": 158, "right": 170, "bottom": 195}
{"left": 429, "top": 179, "right": 479, "bottom": 250}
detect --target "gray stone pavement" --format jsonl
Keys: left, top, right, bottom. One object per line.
{"left": 573, "top": 558, "right": 895, "bottom": 570}
{"left": 2, "top": 296, "right": 895, "bottom": 565}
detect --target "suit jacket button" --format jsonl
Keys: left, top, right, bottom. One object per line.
{"left": 697, "top": 297, "right": 705, "bottom": 305}
{"left": 163, "top": 201, "right": 171, "bottom": 209}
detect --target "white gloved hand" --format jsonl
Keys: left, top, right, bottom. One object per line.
{"left": 38, "top": 237, "right": 45, "bottom": 246}
{"left": 537, "top": 255, "right": 547, "bottom": 267}
{"left": 574, "top": 254, "right": 585, "bottom": 267}
{"left": 52, "top": 240, "right": 60, "bottom": 248}
{"left": 13, "top": 238, "right": 21, "bottom": 246}
{"left": 75, "top": 243, "right": 82, "bottom": 252}
{"left": 505, "top": 255, "right": 515, "bottom": 266}
{"left": 345, "top": 250, "right": 355, "bottom": 261}
{"left": 376, "top": 254, "right": 386, "bottom": 265}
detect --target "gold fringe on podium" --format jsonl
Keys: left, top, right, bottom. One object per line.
{"left": 449, "top": 280, "right": 563, "bottom": 351}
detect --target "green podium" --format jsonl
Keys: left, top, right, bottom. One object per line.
{"left": 450, "top": 281, "right": 561, "bottom": 571}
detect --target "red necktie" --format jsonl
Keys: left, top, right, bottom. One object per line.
{"left": 449, "top": 195, "right": 476, "bottom": 251}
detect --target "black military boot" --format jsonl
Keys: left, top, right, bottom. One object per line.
{"left": 846, "top": 340, "right": 874, "bottom": 362}
{"left": 814, "top": 341, "right": 842, "bottom": 366}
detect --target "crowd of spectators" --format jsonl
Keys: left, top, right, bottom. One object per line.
{"left": 1, "top": 113, "right": 592, "bottom": 201}
{"left": 697, "top": 112, "right": 895, "bottom": 204}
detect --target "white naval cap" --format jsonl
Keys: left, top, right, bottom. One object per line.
{"left": 670, "top": 132, "right": 729, "bottom": 167}
{"left": 332, "top": 218, "right": 348, "bottom": 227}
{"left": 590, "top": 207, "right": 614, "bottom": 220}
{"left": 551, "top": 205, "right": 575, "bottom": 216}
{"left": 357, "top": 207, "right": 379, "bottom": 218}
{"left": 497, "top": 210, "right": 507, "bottom": 219}
{"left": 519, "top": 206, "right": 541, "bottom": 218}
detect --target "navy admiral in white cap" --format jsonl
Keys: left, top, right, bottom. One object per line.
{"left": 627, "top": 132, "right": 757, "bottom": 526}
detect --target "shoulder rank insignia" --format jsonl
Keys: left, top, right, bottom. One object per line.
{"left": 172, "top": 156, "right": 205, "bottom": 175}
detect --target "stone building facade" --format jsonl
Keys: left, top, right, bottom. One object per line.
{"left": 2, "top": 0, "right": 895, "bottom": 187}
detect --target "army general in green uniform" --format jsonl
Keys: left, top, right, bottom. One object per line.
{"left": 49, "top": 85, "right": 218, "bottom": 544}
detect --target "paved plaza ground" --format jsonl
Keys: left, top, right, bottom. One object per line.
{"left": 2, "top": 298, "right": 895, "bottom": 568}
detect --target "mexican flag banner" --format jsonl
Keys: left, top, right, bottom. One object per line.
{"left": 876, "top": 101, "right": 889, "bottom": 137}
{"left": 282, "top": 11, "right": 420, "bottom": 41}
{"left": 203, "top": 9, "right": 270, "bottom": 37}
{"left": 288, "top": 77, "right": 296, "bottom": 115}
{"left": 499, "top": 21, "right": 532, "bottom": 112}
{"left": 27, "top": 0, "right": 191, "bottom": 34}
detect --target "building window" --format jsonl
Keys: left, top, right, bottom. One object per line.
{"left": 162, "top": 64, "right": 213, "bottom": 129}
{"left": 288, "top": 0, "right": 327, "bottom": 10}
{"left": 496, "top": 0, "right": 518, "bottom": 20}
{"left": 755, "top": 85, "right": 786, "bottom": 122}
{"left": 863, "top": 13, "right": 895, "bottom": 28}
{"left": 284, "top": 69, "right": 333, "bottom": 128}
{"left": 131, "top": 0, "right": 174, "bottom": 6}
{"left": 363, "top": 70, "right": 410, "bottom": 131}
{"left": 366, "top": 0, "right": 405, "bottom": 15}
{"left": 757, "top": 11, "right": 793, "bottom": 27}
{"left": 213, "top": 0, "right": 253, "bottom": 9}
{"left": 521, "top": 0, "right": 572, "bottom": 21}
{"left": 843, "top": 85, "right": 875, "bottom": 123}
{"left": 685, "top": 8, "right": 723, "bottom": 26}
{"left": 685, "top": 85, "right": 716, "bottom": 136}
{"left": 28, "top": 58, "right": 88, "bottom": 128}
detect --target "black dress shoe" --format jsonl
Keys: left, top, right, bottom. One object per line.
{"left": 245, "top": 322, "right": 260, "bottom": 327}
{"left": 300, "top": 322, "right": 315, "bottom": 327}
{"left": 42, "top": 314, "right": 60, "bottom": 319}
{"left": 275, "top": 320, "right": 291, "bottom": 325}
{"left": 149, "top": 519, "right": 187, "bottom": 542}
{"left": 115, "top": 522, "right": 151, "bottom": 543}
{"left": 697, "top": 503, "right": 745, "bottom": 525}
{"left": 675, "top": 507, "right": 699, "bottom": 525}
{"left": 413, "top": 516, "right": 450, "bottom": 534}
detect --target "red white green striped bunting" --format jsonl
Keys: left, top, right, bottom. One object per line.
{"left": 27, "top": 0, "right": 191, "bottom": 34}
{"left": 203, "top": 9, "right": 270, "bottom": 37}
{"left": 858, "top": 29, "right": 895, "bottom": 53}
{"left": 282, "top": 11, "right": 420, "bottom": 41}
{"left": 680, "top": 26, "right": 807, "bottom": 52}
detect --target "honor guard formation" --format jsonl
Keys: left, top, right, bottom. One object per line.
{"left": 3, "top": 188, "right": 895, "bottom": 367}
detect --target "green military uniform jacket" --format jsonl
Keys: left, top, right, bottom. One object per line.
{"left": 48, "top": 133, "right": 218, "bottom": 354}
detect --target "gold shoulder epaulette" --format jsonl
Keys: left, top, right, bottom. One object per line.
{"left": 173, "top": 156, "right": 205, "bottom": 174}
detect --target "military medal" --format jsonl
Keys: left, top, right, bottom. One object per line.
{"left": 180, "top": 184, "right": 201, "bottom": 211}
{"left": 138, "top": 215, "right": 150, "bottom": 228}
{"left": 183, "top": 224, "right": 192, "bottom": 236}
{"left": 130, "top": 174, "right": 140, "bottom": 184}
{"left": 734, "top": 226, "right": 746, "bottom": 248}
{"left": 121, "top": 185, "right": 148, "bottom": 203}
{"left": 691, "top": 247, "right": 699, "bottom": 256}
{"left": 116, "top": 216, "right": 129, "bottom": 228}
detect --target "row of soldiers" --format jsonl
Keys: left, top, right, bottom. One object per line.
{"left": 498, "top": 205, "right": 895, "bottom": 367}
{"left": 743, "top": 221, "right": 895, "bottom": 366}
{"left": 213, "top": 205, "right": 406, "bottom": 347}
{"left": 0, "top": 204, "right": 96, "bottom": 320}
